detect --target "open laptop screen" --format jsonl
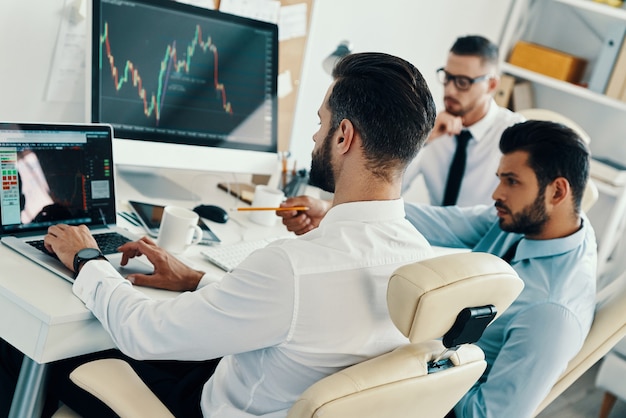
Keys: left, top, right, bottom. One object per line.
{"left": 0, "top": 123, "right": 116, "bottom": 236}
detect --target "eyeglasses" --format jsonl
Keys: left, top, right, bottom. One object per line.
{"left": 436, "top": 68, "right": 493, "bottom": 91}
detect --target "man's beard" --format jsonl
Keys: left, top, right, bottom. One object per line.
{"left": 496, "top": 187, "right": 549, "bottom": 236}
{"left": 308, "top": 130, "right": 335, "bottom": 193}
{"left": 444, "top": 96, "right": 466, "bottom": 117}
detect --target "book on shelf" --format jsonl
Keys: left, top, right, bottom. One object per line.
{"left": 494, "top": 74, "right": 515, "bottom": 108}
{"left": 510, "top": 80, "right": 534, "bottom": 111}
{"left": 605, "top": 34, "right": 626, "bottom": 98}
{"left": 589, "top": 22, "right": 626, "bottom": 94}
{"left": 617, "top": 68, "right": 626, "bottom": 101}
{"left": 590, "top": 156, "right": 626, "bottom": 186}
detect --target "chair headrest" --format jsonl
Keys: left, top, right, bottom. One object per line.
{"left": 517, "top": 108, "right": 591, "bottom": 145}
{"left": 387, "top": 252, "right": 524, "bottom": 343}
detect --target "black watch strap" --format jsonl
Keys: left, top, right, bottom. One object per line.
{"left": 73, "top": 248, "right": 107, "bottom": 278}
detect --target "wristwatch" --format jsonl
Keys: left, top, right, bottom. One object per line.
{"left": 73, "top": 248, "right": 107, "bottom": 278}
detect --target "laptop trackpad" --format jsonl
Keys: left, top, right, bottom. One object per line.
{"left": 109, "top": 254, "right": 154, "bottom": 277}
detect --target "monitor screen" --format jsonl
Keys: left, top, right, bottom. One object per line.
{"left": 89, "top": 0, "right": 279, "bottom": 162}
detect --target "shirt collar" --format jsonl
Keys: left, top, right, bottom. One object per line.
{"left": 514, "top": 217, "right": 588, "bottom": 262}
{"left": 320, "top": 199, "right": 406, "bottom": 226}
{"left": 464, "top": 99, "right": 498, "bottom": 143}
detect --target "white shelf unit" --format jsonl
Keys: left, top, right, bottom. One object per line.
{"left": 501, "top": 62, "right": 626, "bottom": 111}
{"left": 554, "top": 0, "right": 626, "bottom": 19}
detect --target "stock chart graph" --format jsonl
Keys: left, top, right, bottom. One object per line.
{"left": 94, "top": 0, "right": 274, "bottom": 144}
{"left": 100, "top": 21, "right": 233, "bottom": 124}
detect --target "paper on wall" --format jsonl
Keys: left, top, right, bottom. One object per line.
{"left": 278, "top": 3, "right": 307, "bottom": 41}
{"left": 219, "top": 0, "right": 280, "bottom": 23}
{"left": 45, "top": 0, "right": 87, "bottom": 103}
{"left": 278, "top": 70, "right": 293, "bottom": 98}
{"left": 175, "top": 0, "right": 216, "bottom": 9}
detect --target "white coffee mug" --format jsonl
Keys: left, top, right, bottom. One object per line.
{"left": 157, "top": 206, "right": 203, "bottom": 253}
{"left": 249, "top": 185, "right": 285, "bottom": 226}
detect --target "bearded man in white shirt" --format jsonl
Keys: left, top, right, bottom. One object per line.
{"left": 0, "top": 52, "right": 436, "bottom": 418}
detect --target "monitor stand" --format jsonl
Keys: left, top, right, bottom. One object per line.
{"left": 116, "top": 166, "right": 200, "bottom": 201}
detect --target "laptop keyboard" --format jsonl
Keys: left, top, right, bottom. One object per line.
{"left": 27, "top": 232, "right": 132, "bottom": 258}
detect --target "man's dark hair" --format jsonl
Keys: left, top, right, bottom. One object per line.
{"left": 330, "top": 52, "right": 436, "bottom": 180}
{"left": 499, "top": 120, "right": 590, "bottom": 212}
{"left": 450, "top": 35, "right": 499, "bottom": 67}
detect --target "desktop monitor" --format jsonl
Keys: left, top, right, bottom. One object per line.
{"left": 87, "top": 0, "right": 279, "bottom": 198}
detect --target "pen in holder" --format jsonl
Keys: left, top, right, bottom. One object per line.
{"left": 282, "top": 169, "right": 309, "bottom": 197}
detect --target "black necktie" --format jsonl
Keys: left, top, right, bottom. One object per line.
{"left": 442, "top": 130, "right": 472, "bottom": 206}
{"left": 501, "top": 239, "right": 521, "bottom": 264}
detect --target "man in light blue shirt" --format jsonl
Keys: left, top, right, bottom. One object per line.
{"left": 279, "top": 119, "right": 597, "bottom": 418}
{"left": 405, "top": 120, "right": 597, "bottom": 418}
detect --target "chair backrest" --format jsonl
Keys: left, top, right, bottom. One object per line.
{"left": 533, "top": 276, "right": 626, "bottom": 416}
{"left": 287, "top": 252, "right": 524, "bottom": 418}
{"left": 517, "top": 108, "right": 590, "bottom": 144}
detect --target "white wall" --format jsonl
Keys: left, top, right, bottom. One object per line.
{"left": 0, "top": 0, "right": 85, "bottom": 122}
{"left": 289, "top": 0, "right": 515, "bottom": 169}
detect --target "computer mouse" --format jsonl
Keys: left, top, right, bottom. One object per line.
{"left": 193, "top": 204, "right": 229, "bottom": 224}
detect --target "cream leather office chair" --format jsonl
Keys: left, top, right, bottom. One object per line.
{"left": 56, "top": 252, "right": 523, "bottom": 418}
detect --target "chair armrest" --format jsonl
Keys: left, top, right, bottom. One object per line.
{"left": 69, "top": 359, "right": 175, "bottom": 418}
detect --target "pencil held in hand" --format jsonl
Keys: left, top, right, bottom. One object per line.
{"left": 233, "top": 206, "right": 310, "bottom": 212}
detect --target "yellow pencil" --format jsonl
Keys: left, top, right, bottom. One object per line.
{"left": 233, "top": 206, "right": 309, "bottom": 212}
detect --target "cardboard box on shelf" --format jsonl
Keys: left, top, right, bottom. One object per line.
{"left": 508, "top": 41, "right": 587, "bottom": 84}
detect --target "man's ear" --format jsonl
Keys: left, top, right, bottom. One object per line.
{"left": 487, "top": 75, "right": 499, "bottom": 94}
{"left": 548, "top": 177, "right": 571, "bottom": 206}
{"left": 336, "top": 118, "right": 355, "bottom": 154}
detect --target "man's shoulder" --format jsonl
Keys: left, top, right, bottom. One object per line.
{"left": 493, "top": 105, "right": 526, "bottom": 125}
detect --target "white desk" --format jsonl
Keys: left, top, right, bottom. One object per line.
{"left": 2, "top": 168, "right": 294, "bottom": 417}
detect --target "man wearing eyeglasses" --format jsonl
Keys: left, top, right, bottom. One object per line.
{"left": 403, "top": 35, "right": 524, "bottom": 207}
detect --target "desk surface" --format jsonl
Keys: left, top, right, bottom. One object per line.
{"left": 0, "top": 168, "right": 295, "bottom": 364}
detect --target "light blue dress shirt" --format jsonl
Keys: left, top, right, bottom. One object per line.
{"left": 404, "top": 203, "right": 597, "bottom": 418}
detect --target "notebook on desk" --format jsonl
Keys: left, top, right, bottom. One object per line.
{"left": 0, "top": 122, "right": 153, "bottom": 283}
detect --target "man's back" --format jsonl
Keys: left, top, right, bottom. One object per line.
{"left": 202, "top": 200, "right": 433, "bottom": 416}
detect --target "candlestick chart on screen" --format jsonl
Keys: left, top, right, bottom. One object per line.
{"left": 95, "top": 4, "right": 272, "bottom": 141}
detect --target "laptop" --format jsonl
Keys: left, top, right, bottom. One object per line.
{"left": 0, "top": 122, "right": 153, "bottom": 283}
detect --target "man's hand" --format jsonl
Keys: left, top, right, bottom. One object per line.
{"left": 276, "top": 196, "right": 330, "bottom": 235}
{"left": 427, "top": 111, "right": 463, "bottom": 142}
{"left": 119, "top": 236, "right": 204, "bottom": 291}
{"left": 44, "top": 224, "right": 100, "bottom": 272}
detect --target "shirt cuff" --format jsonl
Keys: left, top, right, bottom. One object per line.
{"left": 197, "top": 271, "right": 224, "bottom": 289}
{"left": 72, "top": 260, "right": 130, "bottom": 304}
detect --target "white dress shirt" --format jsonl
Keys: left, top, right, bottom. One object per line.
{"left": 73, "top": 199, "right": 433, "bottom": 417}
{"left": 402, "top": 100, "right": 524, "bottom": 206}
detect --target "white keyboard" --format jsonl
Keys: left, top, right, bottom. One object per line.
{"left": 201, "top": 237, "right": 284, "bottom": 272}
